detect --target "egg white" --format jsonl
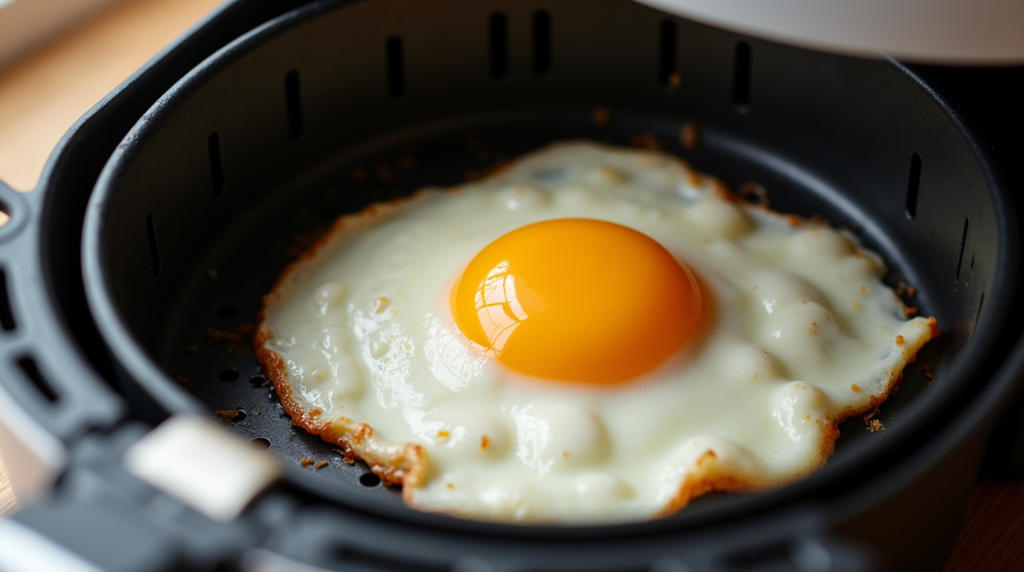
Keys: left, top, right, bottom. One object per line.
{"left": 255, "top": 142, "right": 937, "bottom": 523}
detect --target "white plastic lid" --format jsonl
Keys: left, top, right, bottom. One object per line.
{"left": 635, "top": 0, "right": 1024, "bottom": 64}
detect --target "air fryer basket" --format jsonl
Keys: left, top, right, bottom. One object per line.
{"left": 80, "top": 0, "right": 1019, "bottom": 569}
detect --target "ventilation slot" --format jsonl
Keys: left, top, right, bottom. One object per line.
{"left": 208, "top": 132, "right": 224, "bottom": 196}
{"left": 489, "top": 12, "right": 509, "bottom": 79}
{"left": 905, "top": 152, "right": 921, "bottom": 219}
{"left": 386, "top": 36, "right": 405, "bottom": 97}
{"left": 146, "top": 213, "right": 161, "bottom": 278}
{"left": 285, "top": 70, "right": 304, "bottom": 140}
{"left": 733, "top": 41, "right": 751, "bottom": 108}
{"left": 956, "top": 218, "right": 969, "bottom": 285}
{"left": 17, "top": 356, "right": 58, "bottom": 403}
{"left": 532, "top": 10, "right": 552, "bottom": 76}
{"left": 0, "top": 268, "right": 16, "bottom": 331}
{"left": 658, "top": 20, "right": 678, "bottom": 87}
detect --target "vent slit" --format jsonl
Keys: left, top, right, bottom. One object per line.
{"left": 489, "top": 12, "right": 509, "bottom": 79}
{"left": 658, "top": 20, "right": 678, "bottom": 87}
{"left": 733, "top": 41, "right": 751, "bottom": 108}
{"left": 956, "top": 218, "right": 969, "bottom": 285}
{"left": 146, "top": 213, "right": 161, "bottom": 278}
{"left": 208, "top": 132, "right": 224, "bottom": 196}
{"left": 905, "top": 152, "right": 921, "bottom": 219}
{"left": 532, "top": 10, "right": 552, "bottom": 76}
{"left": 17, "top": 356, "right": 58, "bottom": 403}
{"left": 0, "top": 269, "right": 16, "bottom": 331}
{"left": 386, "top": 36, "right": 405, "bottom": 97}
{"left": 285, "top": 70, "right": 304, "bottom": 140}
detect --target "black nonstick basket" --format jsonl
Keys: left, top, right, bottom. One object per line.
{"left": 1, "top": 1, "right": 1023, "bottom": 571}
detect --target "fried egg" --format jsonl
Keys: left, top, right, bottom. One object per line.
{"left": 255, "top": 142, "right": 938, "bottom": 523}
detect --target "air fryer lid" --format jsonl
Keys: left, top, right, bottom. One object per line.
{"left": 83, "top": 0, "right": 1016, "bottom": 547}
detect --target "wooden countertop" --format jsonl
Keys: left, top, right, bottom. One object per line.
{"left": 0, "top": 459, "right": 14, "bottom": 518}
{"left": 0, "top": 1, "right": 1021, "bottom": 569}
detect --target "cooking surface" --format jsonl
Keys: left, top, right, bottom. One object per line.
{"left": 0, "top": 0, "right": 1020, "bottom": 568}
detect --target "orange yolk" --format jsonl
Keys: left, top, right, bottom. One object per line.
{"left": 451, "top": 218, "right": 703, "bottom": 385}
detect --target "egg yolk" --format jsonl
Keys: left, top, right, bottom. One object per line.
{"left": 451, "top": 218, "right": 703, "bottom": 384}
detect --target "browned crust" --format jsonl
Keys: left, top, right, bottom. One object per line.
{"left": 254, "top": 325, "right": 427, "bottom": 495}
{"left": 655, "top": 324, "right": 931, "bottom": 516}
{"left": 656, "top": 418, "right": 841, "bottom": 517}
{"left": 655, "top": 306, "right": 940, "bottom": 517}
{"left": 833, "top": 317, "right": 938, "bottom": 427}
{"left": 253, "top": 194, "right": 448, "bottom": 499}
{"left": 681, "top": 122, "right": 700, "bottom": 150}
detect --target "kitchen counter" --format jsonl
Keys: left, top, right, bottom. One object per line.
{"left": 0, "top": 0, "right": 1020, "bottom": 569}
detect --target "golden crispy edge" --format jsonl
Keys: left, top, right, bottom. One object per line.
{"left": 252, "top": 142, "right": 940, "bottom": 519}
{"left": 253, "top": 196, "right": 436, "bottom": 502}
{"left": 253, "top": 323, "right": 428, "bottom": 498}
{"left": 657, "top": 316, "right": 938, "bottom": 516}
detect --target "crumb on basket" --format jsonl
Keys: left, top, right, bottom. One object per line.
{"left": 630, "top": 132, "right": 663, "bottom": 151}
{"left": 215, "top": 409, "right": 241, "bottom": 423}
{"left": 315, "top": 460, "right": 329, "bottom": 470}
{"left": 373, "top": 162, "right": 395, "bottom": 183}
{"left": 738, "top": 182, "right": 769, "bottom": 208}
{"left": 300, "top": 457, "right": 315, "bottom": 468}
{"left": 175, "top": 376, "right": 189, "bottom": 386}
{"left": 681, "top": 121, "right": 699, "bottom": 149}
{"left": 923, "top": 365, "right": 933, "bottom": 380}
{"left": 207, "top": 323, "right": 254, "bottom": 347}
{"left": 896, "top": 281, "right": 917, "bottom": 301}
{"left": 594, "top": 106, "right": 611, "bottom": 126}
{"left": 863, "top": 408, "right": 886, "bottom": 432}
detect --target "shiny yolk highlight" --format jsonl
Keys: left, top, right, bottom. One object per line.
{"left": 451, "top": 218, "right": 703, "bottom": 385}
